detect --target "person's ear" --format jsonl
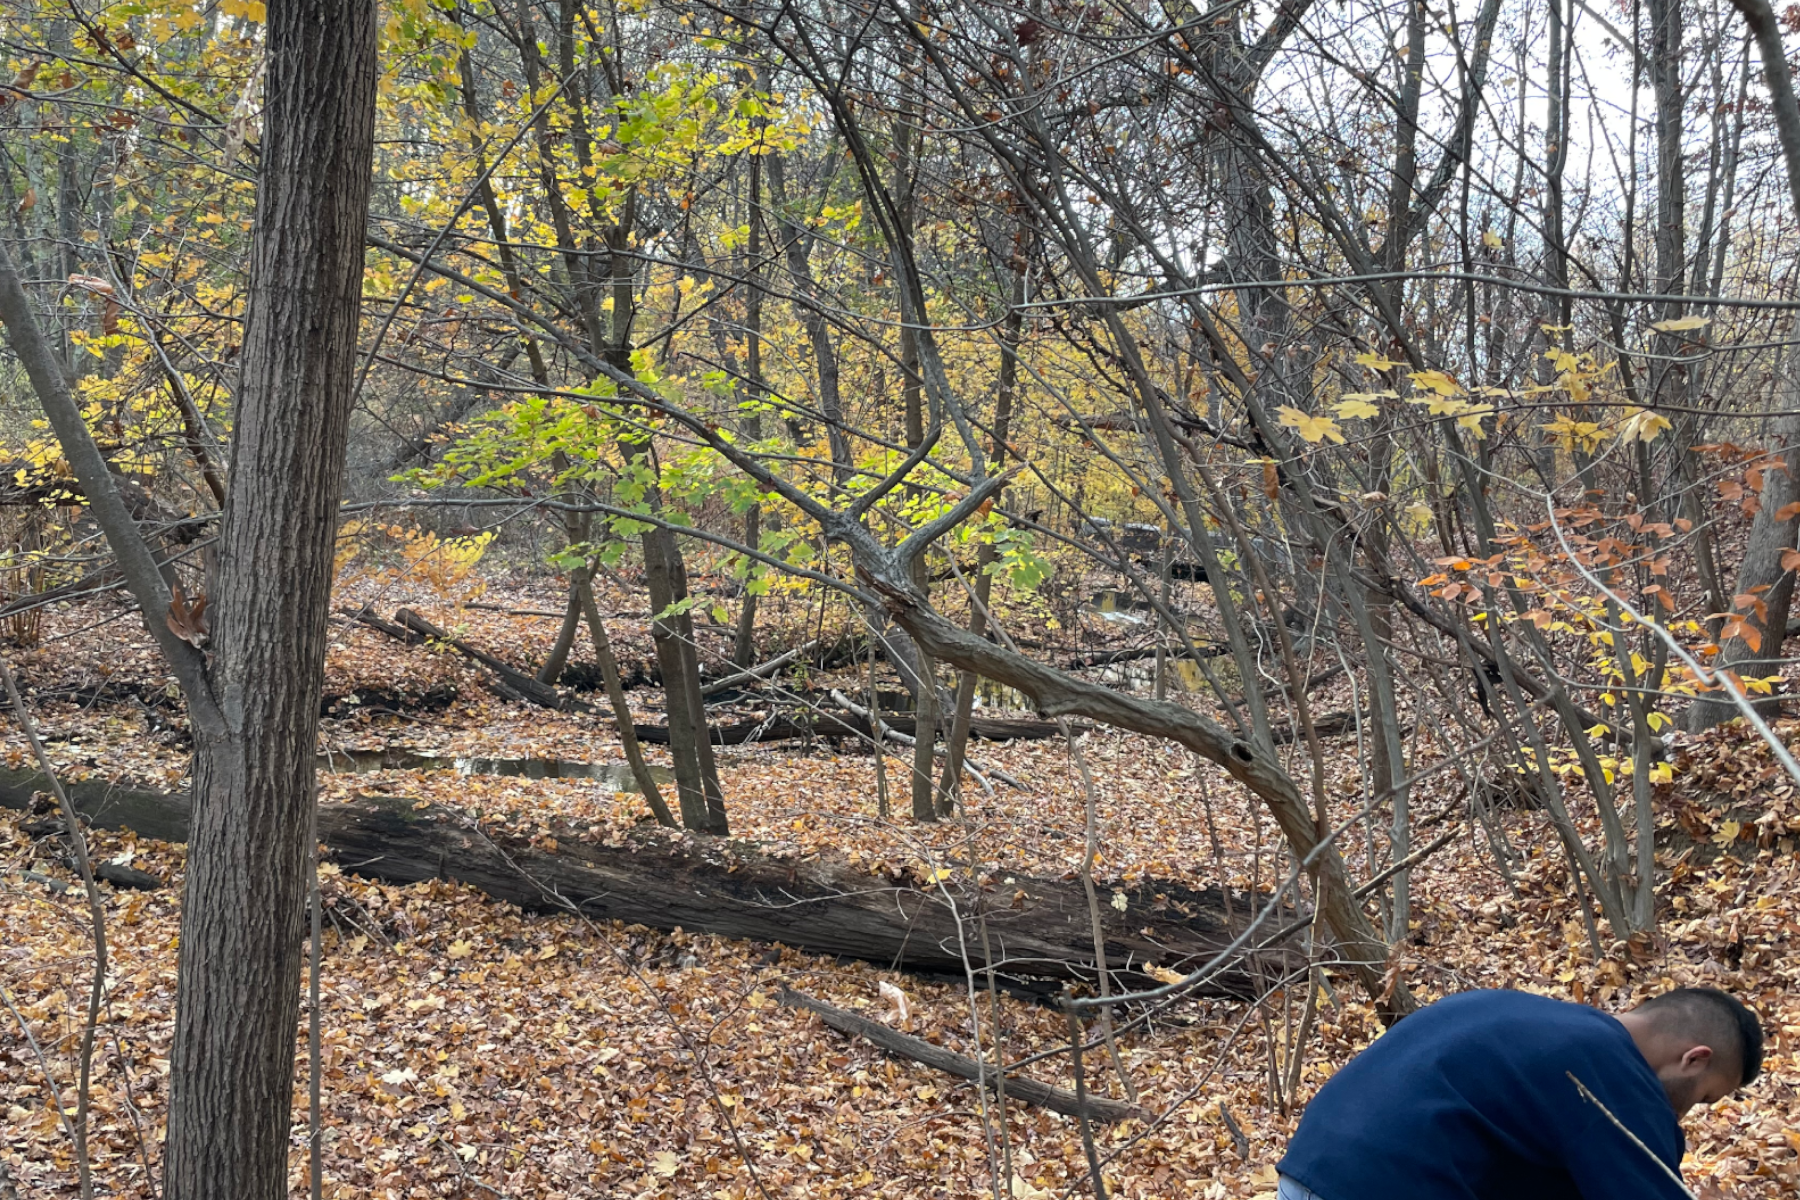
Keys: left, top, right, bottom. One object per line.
{"left": 1679, "top": 1045, "right": 1715, "bottom": 1075}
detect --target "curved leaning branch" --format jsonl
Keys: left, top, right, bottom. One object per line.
{"left": 0, "top": 244, "right": 220, "bottom": 733}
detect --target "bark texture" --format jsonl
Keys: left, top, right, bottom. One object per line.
{"left": 161, "top": 2, "right": 377, "bottom": 1195}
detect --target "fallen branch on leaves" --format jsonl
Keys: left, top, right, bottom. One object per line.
{"left": 778, "top": 987, "right": 1140, "bottom": 1123}
{"left": 698, "top": 640, "right": 819, "bottom": 696}
{"left": 827, "top": 689, "right": 1025, "bottom": 790}
{"left": 634, "top": 711, "right": 1069, "bottom": 748}
{"left": 350, "top": 605, "right": 594, "bottom": 713}
{"left": 0, "top": 763, "right": 1291, "bottom": 995}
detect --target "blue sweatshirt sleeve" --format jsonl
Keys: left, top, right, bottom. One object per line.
{"left": 1555, "top": 1062, "right": 1689, "bottom": 1200}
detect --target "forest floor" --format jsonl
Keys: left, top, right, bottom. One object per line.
{"left": 3, "top": 571, "right": 1800, "bottom": 1199}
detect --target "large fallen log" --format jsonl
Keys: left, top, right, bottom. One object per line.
{"left": 777, "top": 987, "right": 1139, "bottom": 1122}
{"left": 0, "top": 764, "right": 1289, "bottom": 995}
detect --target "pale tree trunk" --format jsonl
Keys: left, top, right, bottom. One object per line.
{"left": 1685, "top": 410, "right": 1800, "bottom": 730}
{"left": 939, "top": 267, "right": 1022, "bottom": 813}
{"left": 893, "top": 40, "right": 938, "bottom": 822}
{"left": 732, "top": 152, "right": 767, "bottom": 667}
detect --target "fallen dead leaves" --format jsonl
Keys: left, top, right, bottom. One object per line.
{"left": 3, "top": 587, "right": 1800, "bottom": 1198}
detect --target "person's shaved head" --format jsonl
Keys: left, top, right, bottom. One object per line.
{"left": 1618, "top": 988, "right": 1762, "bottom": 1114}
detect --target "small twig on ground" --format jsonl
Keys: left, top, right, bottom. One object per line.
{"left": 437, "top": 1133, "right": 514, "bottom": 1198}
{"left": 104, "top": 1025, "right": 157, "bottom": 1195}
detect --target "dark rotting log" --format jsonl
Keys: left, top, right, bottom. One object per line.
{"left": 0, "top": 764, "right": 1293, "bottom": 995}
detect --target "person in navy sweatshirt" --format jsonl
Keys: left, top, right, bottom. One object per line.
{"left": 1278, "top": 987, "right": 1762, "bottom": 1200}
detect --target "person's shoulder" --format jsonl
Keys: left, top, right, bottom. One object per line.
{"left": 1423, "top": 989, "right": 1578, "bottom": 1016}
{"left": 1416, "top": 989, "right": 1622, "bottom": 1040}
{"left": 1426, "top": 988, "right": 1601, "bottom": 1016}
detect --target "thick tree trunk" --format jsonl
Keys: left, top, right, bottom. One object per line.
{"left": 163, "top": 2, "right": 377, "bottom": 1196}
{"left": 0, "top": 771, "right": 1289, "bottom": 998}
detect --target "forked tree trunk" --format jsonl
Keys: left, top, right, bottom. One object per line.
{"left": 163, "top": 2, "right": 378, "bottom": 1195}
{"left": 538, "top": 509, "right": 594, "bottom": 687}
{"left": 576, "top": 573, "right": 675, "bottom": 825}
{"left": 539, "top": 582, "right": 583, "bottom": 686}
{"left": 641, "top": 520, "right": 727, "bottom": 832}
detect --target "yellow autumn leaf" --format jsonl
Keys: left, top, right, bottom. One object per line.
{"left": 1277, "top": 405, "right": 1346, "bottom": 445}
{"left": 1354, "top": 350, "right": 1399, "bottom": 371}
{"left": 1457, "top": 406, "right": 1497, "bottom": 437}
{"left": 1481, "top": 229, "right": 1504, "bottom": 249}
{"left": 1541, "top": 415, "right": 1606, "bottom": 453}
{"left": 1409, "top": 369, "right": 1461, "bottom": 396}
{"left": 1619, "top": 407, "right": 1672, "bottom": 444}
{"left": 650, "top": 1151, "right": 682, "bottom": 1177}
{"left": 1410, "top": 394, "right": 1472, "bottom": 419}
{"left": 1651, "top": 314, "right": 1708, "bottom": 333}
{"left": 1334, "top": 397, "right": 1383, "bottom": 420}
{"left": 447, "top": 939, "right": 473, "bottom": 959}
{"left": 1144, "top": 963, "right": 1186, "bottom": 985}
